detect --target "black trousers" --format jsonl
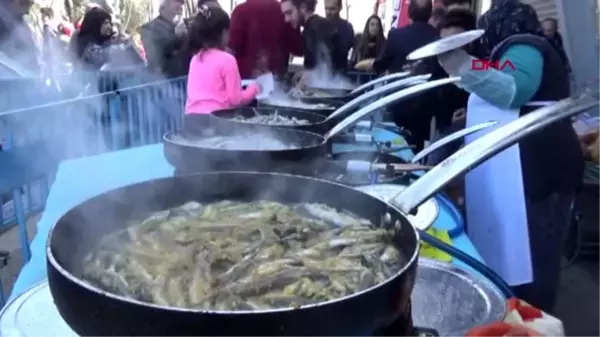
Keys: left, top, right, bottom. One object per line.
{"left": 513, "top": 193, "right": 574, "bottom": 313}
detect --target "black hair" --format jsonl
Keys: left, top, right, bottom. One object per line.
{"left": 356, "top": 15, "right": 385, "bottom": 60}
{"left": 197, "top": 0, "right": 219, "bottom": 8}
{"left": 285, "top": 0, "right": 317, "bottom": 13}
{"left": 408, "top": 0, "right": 432, "bottom": 23}
{"left": 186, "top": 5, "right": 230, "bottom": 55}
{"left": 431, "top": 6, "right": 447, "bottom": 21}
{"left": 439, "top": 9, "right": 476, "bottom": 32}
{"left": 70, "top": 7, "right": 112, "bottom": 58}
{"left": 442, "top": 0, "right": 471, "bottom": 8}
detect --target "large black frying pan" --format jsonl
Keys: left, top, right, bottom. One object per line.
{"left": 292, "top": 72, "right": 414, "bottom": 106}
{"left": 212, "top": 74, "right": 436, "bottom": 136}
{"left": 46, "top": 172, "right": 419, "bottom": 336}
{"left": 257, "top": 97, "right": 344, "bottom": 116}
{"left": 163, "top": 121, "right": 327, "bottom": 175}
{"left": 258, "top": 72, "right": 414, "bottom": 116}
{"left": 47, "top": 89, "right": 598, "bottom": 335}
{"left": 166, "top": 78, "right": 458, "bottom": 174}
{"left": 210, "top": 106, "right": 330, "bottom": 134}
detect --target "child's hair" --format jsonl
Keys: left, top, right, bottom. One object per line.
{"left": 186, "top": 5, "right": 231, "bottom": 55}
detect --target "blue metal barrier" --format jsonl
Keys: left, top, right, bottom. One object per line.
{"left": 0, "top": 77, "right": 186, "bottom": 257}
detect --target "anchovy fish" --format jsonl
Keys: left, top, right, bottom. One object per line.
{"left": 81, "top": 200, "right": 403, "bottom": 312}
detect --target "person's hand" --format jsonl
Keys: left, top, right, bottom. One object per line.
{"left": 437, "top": 48, "right": 473, "bottom": 76}
{"left": 580, "top": 130, "right": 599, "bottom": 163}
{"left": 175, "top": 20, "right": 187, "bottom": 37}
{"left": 354, "top": 59, "right": 374, "bottom": 71}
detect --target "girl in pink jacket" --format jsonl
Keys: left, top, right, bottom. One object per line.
{"left": 184, "top": 5, "right": 260, "bottom": 115}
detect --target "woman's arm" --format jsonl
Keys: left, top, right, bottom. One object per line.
{"left": 222, "top": 54, "right": 259, "bottom": 106}
{"left": 456, "top": 44, "right": 544, "bottom": 109}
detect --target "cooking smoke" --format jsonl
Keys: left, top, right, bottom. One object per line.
{"left": 0, "top": 4, "right": 358, "bottom": 272}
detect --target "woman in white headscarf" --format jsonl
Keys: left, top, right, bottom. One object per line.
{"left": 435, "top": 0, "right": 583, "bottom": 313}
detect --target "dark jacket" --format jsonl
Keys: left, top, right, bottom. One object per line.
{"left": 302, "top": 15, "right": 346, "bottom": 73}
{"left": 140, "top": 16, "right": 185, "bottom": 78}
{"left": 374, "top": 22, "right": 441, "bottom": 150}
{"left": 546, "top": 33, "right": 571, "bottom": 73}
{"left": 331, "top": 17, "right": 354, "bottom": 68}
{"left": 228, "top": 0, "right": 302, "bottom": 79}
{"left": 372, "top": 21, "right": 438, "bottom": 74}
{"left": 491, "top": 34, "right": 583, "bottom": 200}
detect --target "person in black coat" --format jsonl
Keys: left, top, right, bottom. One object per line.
{"left": 541, "top": 18, "right": 572, "bottom": 73}
{"left": 323, "top": 0, "right": 354, "bottom": 69}
{"left": 354, "top": 0, "right": 440, "bottom": 151}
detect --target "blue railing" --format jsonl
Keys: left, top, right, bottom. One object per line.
{"left": 0, "top": 76, "right": 186, "bottom": 240}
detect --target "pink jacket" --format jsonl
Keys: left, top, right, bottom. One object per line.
{"left": 185, "top": 48, "right": 259, "bottom": 114}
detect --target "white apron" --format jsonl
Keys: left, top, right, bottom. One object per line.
{"left": 464, "top": 94, "right": 532, "bottom": 286}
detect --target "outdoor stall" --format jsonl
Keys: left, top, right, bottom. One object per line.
{"left": 1, "top": 37, "right": 595, "bottom": 333}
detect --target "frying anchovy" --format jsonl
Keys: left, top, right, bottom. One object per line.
{"left": 232, "top": 111, "right": 310, "bottom": 125}
{"left": 82, "top": 200, "right": 404, "bottom": 312}
{"left": 170, "top": 134, "right": 294, "bottom": 150}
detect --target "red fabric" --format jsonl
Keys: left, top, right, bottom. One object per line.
{"left": 465, "top": 298, "right": 545, "bottom": 337}
{"left": 507, "top": 298, "right": 544, "bottom": 321}
{"left": 228, "top": 0, "right": 303, "bottom": 79}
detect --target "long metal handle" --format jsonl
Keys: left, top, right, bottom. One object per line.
{"left": 325, "top": 77, "right": 460, "bottom": 140}
{"left": 411, "top": 121, "right": 498, "bottom": 163}
{"left": 325, "top": 74, "right": 431, "bottom": 121}
{"left": 350, "top": 71, "right": 410, "bottom": 95}
{"left": 392, "top": 90, "right": 599, "bottom": 214}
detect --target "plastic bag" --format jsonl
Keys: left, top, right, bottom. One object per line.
{"left": 466, "top": 298, "right": 565, "bottom": 336}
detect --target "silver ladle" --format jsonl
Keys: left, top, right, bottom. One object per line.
{"left": 325, "top": 77, "right": 461, "bottom": 140}
{"left": 390, "top": 89, "right": 599, "bottom": 215}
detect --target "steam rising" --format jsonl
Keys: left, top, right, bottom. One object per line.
{"left": 306, "top": 63, "right": 355, "bottom": 90}
{"left": 1, "top": 5, "right": 359, "bottom": 254}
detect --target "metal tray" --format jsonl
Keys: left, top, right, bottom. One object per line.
{"left": 0, "top": 282, "right": 75, "bottom": 336}
{"left": 0, "top": 259, "right": 506, "bottom": 337}
{"left": 412, "top": 258, "right": 507, "bottom": 335}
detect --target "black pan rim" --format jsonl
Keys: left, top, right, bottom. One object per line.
{"left": 162, "top": 127, "right": 327, "bottom": 152}
{"left": 46, "top": 171, "right": 420, "bottom": 316}
{"left": 210, "top": 107, "right": 330, "bottom": 128}
{"left": 257, "top": 100, "right": 337, "bottom": 111}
